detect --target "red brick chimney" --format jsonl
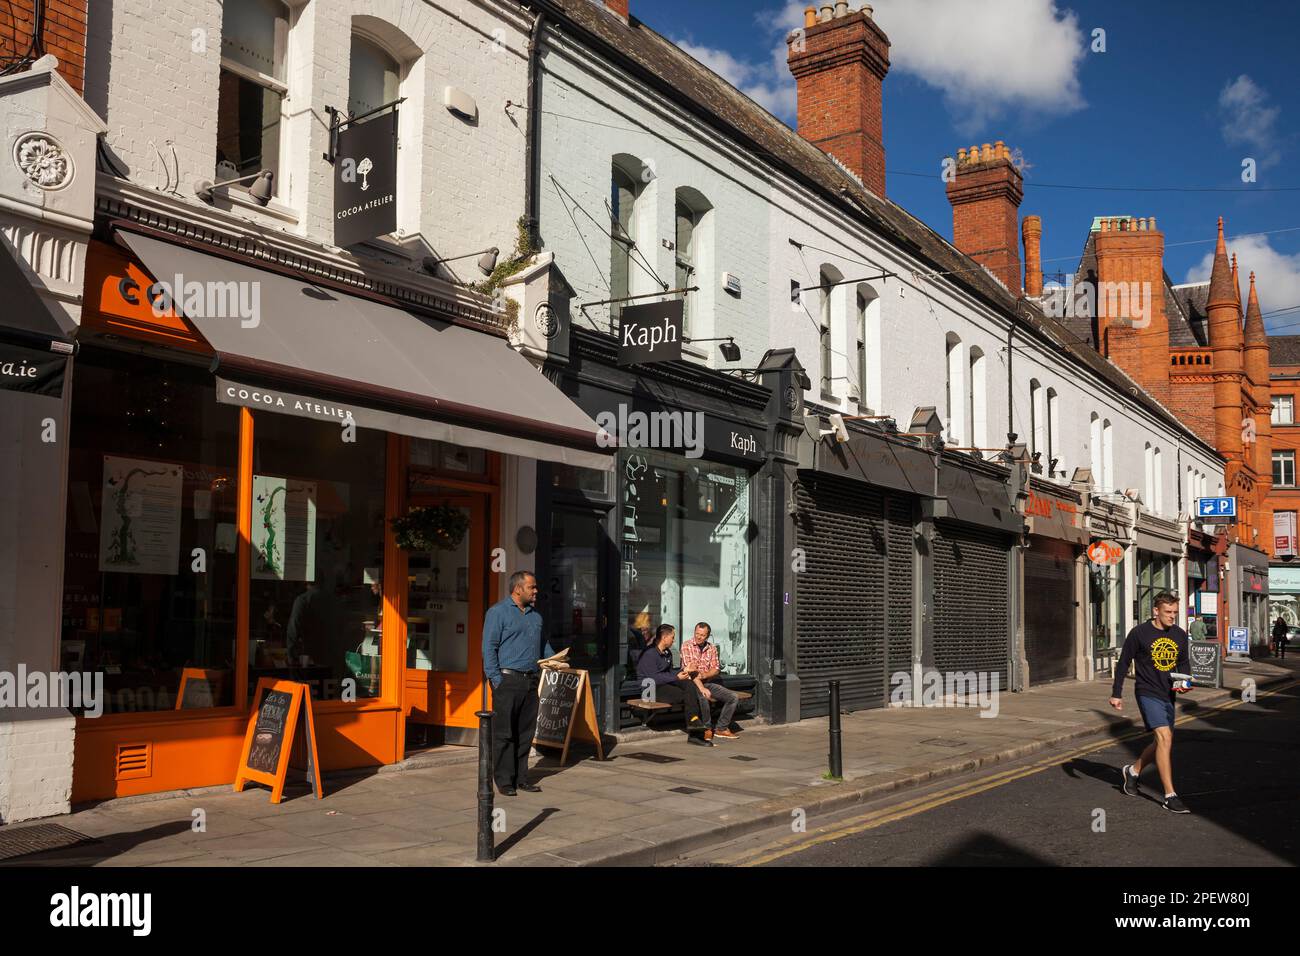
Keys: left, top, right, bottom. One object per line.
{"left": 787, "top": 3, "right": 891, "bottom": 197}
{"left": 1093, "top": 216, "right": 1170, "bottom": 404}
{"left": 603, "top": 0, "right": 629, "bottom": 21}
{"left": 945, "top": 142, "right": 1024, "bottom": 293}
{"left": 1022, "top": 215, "right": 1043, "bottom": 297}
{"left": 0, "top": 0, "right": 88, "bottom": 93}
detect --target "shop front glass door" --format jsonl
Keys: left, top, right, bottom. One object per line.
{"left": 547, "top": 507, "right": 609, "bottom": 708}
{"left": 404, "top": 495, "right": 484, "bottom": 732}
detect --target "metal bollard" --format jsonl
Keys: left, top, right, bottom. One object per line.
{"left": 475, "top": 709, "right": 495, "bottom": 862}
{"left": 828, "top": 680, "right": 842, "bottom": 779}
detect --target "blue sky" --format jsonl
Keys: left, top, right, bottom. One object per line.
{"left": 640, "top": 0, "right": 1300, "bottom": 331}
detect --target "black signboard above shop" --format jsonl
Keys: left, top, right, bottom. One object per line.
{"left": 333, "top": 108, "right": 399, "bottom": 248}
{"left": 584, "top": 384, "right": 765, "bottom": 466}
{"left": 618, "top": 299, "right": 684, "bottom": 366}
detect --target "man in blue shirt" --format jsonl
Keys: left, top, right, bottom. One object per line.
{"left": 483, "top": 571, "right": 553, "bottom": 795}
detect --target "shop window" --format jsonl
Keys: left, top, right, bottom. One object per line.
{"left": 1272, "top": 394, "right": 1294, "bottom": 426}
{"left": 247, "top": 415, "right": 387, "bottom": 702}
{"left": 620, "top": 451, "right": 751, "bottom": 676}
{"left": 1089, "top": 559, "right": 1125, "bottom": 656}
{"left": 1274, "top": 450, "right": 1295, "bottom": 488}
{"left": 1136, "top": 552, "right": 1174, "bottom": 624}
{"left": 60, "top": 348, "right": 241, "bottom": 714}
{"left": 409, "top": 438, "right": 487, "bottom": 478}
{"left": 551, "top": 464, "right": 612, "bottom": 498}
{"left": 216, "top": 0, "right": 288, "bottom": 194}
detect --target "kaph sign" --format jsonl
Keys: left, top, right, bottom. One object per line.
{"left": 334, "top": 109, "right": 398, "bottom": 248}
{"left": 618, "top": 299, "right": 684, "bottom": 366}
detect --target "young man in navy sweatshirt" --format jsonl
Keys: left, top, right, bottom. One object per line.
{"left": 1108, "top": 590, "right": 1192, "bottom": 813}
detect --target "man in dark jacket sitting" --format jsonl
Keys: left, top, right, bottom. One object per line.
{"left": 635, "top": 624, "right": 712, "bottom": 746}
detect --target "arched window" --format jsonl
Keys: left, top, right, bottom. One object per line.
{"left": 857, "top": 283, "right": 881, "bottom": 412}
{"left": 1153, "top": 447, "right": 1163, "bottom": 514}
{"left": 1029, "top": 379, "right": 1043, "bottom": 458}
{"left": 946, "top": 333, "right": 965, "bottom": 446}
{"left": 969, "top": 346, "right": 986, "bottom": 450}
{"left": 216, "top": 0, "right": 290, "bottom": 193}
{"left": 1144, "top": 443, "right": 1154, "bottom": 507}
{"left": 610, "top": 156, "right": 645, "bottom": 322}
{"left": 1102, "top": 419, "right": 1113, "bottom": 490}
{"left": 349, "top": 34, "right": 400, "bottom": 118}
{"left": 819, "top": 265, "right": 841, "bottom": 396}
{"left": 1089, "top": 413, "right": 1102, "bottom": 483}
{"left": 1047, "top": 388, "right": 1059, "bottom": 475}
{"left": 675, "top": 187, "right": 712, "bottom": 339}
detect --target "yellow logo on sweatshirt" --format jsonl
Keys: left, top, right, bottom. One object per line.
{"left": 1151, "top": 637, "right": 1179, "bottom": 672}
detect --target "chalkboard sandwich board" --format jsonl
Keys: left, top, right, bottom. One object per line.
{"left": 1188, "top": 640, "right": 1222, "bottom": 689}
{"left": 175, "top": 668, "right": 227, "bottom": 710}
{"left": 532, "top": 667, "right": 604, "bottom": 766}
{"left": 234, "top": 678, "right": 324, "bottom": 803}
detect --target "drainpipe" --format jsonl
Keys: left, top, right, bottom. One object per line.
{"left": 523, "top": 8, "right": 547, "bottom": 248}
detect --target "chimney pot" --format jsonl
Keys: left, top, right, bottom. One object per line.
{"left": 804, "top": 5, "right": 817, "bottom": 27}
{"left": 957, "top": 147, "right": 967, "bottom": 162}
{"left": 1149, "top": 217, "right": 1157, "bottom": 232}
{"left": 820, "top": 3, "right": 833, "bottom": 21}
{"left": 862, "top": 4, "right": 874, "bottom": 17}
{"left": 1023, "top": 214, "right": 1043, "bottom": 298}
{"left": 834, "top": 0, "right": 849, "bottom": 17}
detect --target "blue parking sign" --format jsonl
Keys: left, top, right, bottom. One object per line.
{"left": 1195, "top": 496, "right": 1237, "bottom": 519}
{"left": 1228, "top": 627, "right": 1249, "bottom": 654}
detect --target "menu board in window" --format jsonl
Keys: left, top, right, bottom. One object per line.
{"left": 98, "top": 456, "right": 183, "bottom": 575}
{"left": 252, "top": 475, "right": 318, "bottom": 581}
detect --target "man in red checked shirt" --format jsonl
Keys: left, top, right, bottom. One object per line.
{"left": 680, "top": 622, "right": 741, "bottom": 740}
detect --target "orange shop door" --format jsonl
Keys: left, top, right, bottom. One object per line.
{"left": 401, "top": 493, "right": 488, "bottom": 747}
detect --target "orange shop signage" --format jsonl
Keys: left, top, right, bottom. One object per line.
{"left": 1087, "top": 540, "right": 1125, "bottom": 566}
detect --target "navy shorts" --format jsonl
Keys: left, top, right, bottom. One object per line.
{"left": 1137, "top": 694, "right": 1175, "bottom": 731}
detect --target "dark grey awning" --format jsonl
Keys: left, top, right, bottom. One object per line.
{"left": 116, "top": 229, "right": 612, "bottom": 470}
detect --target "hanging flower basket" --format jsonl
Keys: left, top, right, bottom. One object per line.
{"left": 391, "top": 505, "right": 470, "bottom": 552}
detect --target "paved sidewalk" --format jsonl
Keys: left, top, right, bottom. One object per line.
{"left": 5, "top": 657, "right": 1293, "bottom": 867}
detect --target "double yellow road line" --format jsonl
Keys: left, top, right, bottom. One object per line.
{"left": 723, "top": 679, "right": 1295, "bottom": 867}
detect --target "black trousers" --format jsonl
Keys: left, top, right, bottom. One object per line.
{"left": 491, "top": 671, "right": 539, "bottom": 788}
{"left": 653, "top": 680, "right": 704, "bottom": 726}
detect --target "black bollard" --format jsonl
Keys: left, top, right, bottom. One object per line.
{"left": 828, "top": 680, "right": 842, "bottom": 779}
{"left": 475, "top": 709, "right": 495, "bottom": 862}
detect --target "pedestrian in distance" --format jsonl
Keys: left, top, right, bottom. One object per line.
{"left": 482, "top": 571, "right": 552, "bottom": 796}
{"left": 1109, "top": 591, "right": 1192, "bottom": 813}
{"left": 1272, "top": 615, "right": 1289, "bottom": 659}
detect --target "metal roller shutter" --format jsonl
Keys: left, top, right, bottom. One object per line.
{"left": 886, "top": 496, "right": 915, "bottom": 682}
{"left": 1024, "top": 538, "right": 1077, "bottom": 684}
{"left": 794, "top": 476, "right": 889, "bottom": 718}
{"left": 932, "top": 520, "right": 1010, "bottom": 690}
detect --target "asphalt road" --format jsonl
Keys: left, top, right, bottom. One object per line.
{"left": 691, "top": 678, "right": 1299, "bottom": 867}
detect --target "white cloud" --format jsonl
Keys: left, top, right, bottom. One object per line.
{"left": 866, "top": 0, "right": 1086, "bottom": 132}
{"left": 1218, "top": 75, "right": 1281, "bottom": 168}
{"left": 1184, "top": 234, "right": 1300, "bottom": 332}
{"left": 677, "top": 1, "right": 1086, "bottom": 132}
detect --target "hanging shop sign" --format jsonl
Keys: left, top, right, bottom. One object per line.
{"left": 333, "top": 109, "right": 399, "bottom": 248}
{"left": 1274, "top": 511, "right": 1297, "bottom": 557}
{"left": 0, "top": 339, "right": 67, "bottom": 397}
{"left": 1087, "top": 539, "right": 1125, "bottom": 566}
{"left": 618, "top": 299, "right": 684, "bottom": 366}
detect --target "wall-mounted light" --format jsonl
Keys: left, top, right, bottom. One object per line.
{"left": 194, "top": 170, "right": 274, "bottom": 206}
{"left": 423, "top": 247, "right": 500, "bottom": 277}
{"left": 684, "top": 336, "right": 741, "bottom": 362}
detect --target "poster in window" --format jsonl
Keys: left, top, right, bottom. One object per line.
{"left": 98, "top": 456, "right": 183, "bottom": 575}
{"left": 1274, "top": 511, "right": 1296, "bottom": 557}
{"left": 252, "top": 475, "right": 318, "bottom": 582}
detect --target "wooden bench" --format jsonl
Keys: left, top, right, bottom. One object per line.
{"left": 625, "top": 689, "right": 753, "bottom": 727}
